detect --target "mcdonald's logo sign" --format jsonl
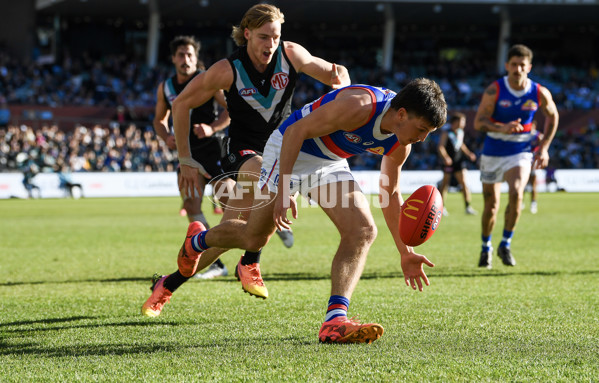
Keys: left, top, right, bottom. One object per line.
{"left": 402, "top": 199, "right": 423, "bottom": 220}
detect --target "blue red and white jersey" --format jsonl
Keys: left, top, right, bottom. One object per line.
{"left": 483, "top": 76, "right": 541, "bottom": 156}
{"left": 277, "top": 85, "right": 400, "bottom": 160}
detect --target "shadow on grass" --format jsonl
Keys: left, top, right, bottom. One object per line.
{"left": 1, "top": 269, "right": 598, "bottom": 287}
{"left": 0, "top": 316, "right": 313, "bottom": 356}
{"left": 264, "top": 269, "right": 599, "bottom": 281}
{"left": 1, "top": 319, "right": 184, "bottom": 334}
{"left": 0, "top": 277, "right": 149, "bottom": 287}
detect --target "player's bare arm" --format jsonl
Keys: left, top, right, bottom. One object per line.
{"left": 475, "top": 84, "right": 522, "bottom": 134}
{"left": 283, "top": 41, "right": 351, "bottom": 88}
{"left": 380, "top": 150, "right": 434, "bottom": 291}
{"left": 273, "top": 91, "right": 372, "bottom": 230}
{"left": 153, "top": 83, "right": 177, "bottom": 150}
{"left": 538, "top": 86, "right": 559, "bottom": 151}
{"left": 172, "top": 59, "right": 234, "bottom": 198}
{"left": 437, "top": 131, "right": 452, "bottom": 166}
{"left": 532, "top": 86, "right": 559, "bottom": 169}
{"left": 460, "top": 142, "right": 477, "bottom": 162}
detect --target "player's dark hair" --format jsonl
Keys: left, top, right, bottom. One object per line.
{"left": 170, "top": 35, "right": 200, "bottom": 56}
{"left": 507, "top": 44, "right": 533, "bottom": 62}
{"left": 449, "top": 112, "right": 465, "bottom": 124}
{"left": 390, "top": 78, "right": 447, "bottom": 129}
{"left": 169, "top": 35, "right": 204, "bottom": 71}
{"left": 231, "top": 4, "right": 285, "bottom": 47}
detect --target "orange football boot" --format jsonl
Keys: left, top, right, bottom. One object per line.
{"left": 235, "top": 257, "right": 268, "bottom": 299}
{"left": 177, "top": 221, "right": 207, "bottom": 277}
{"left": 318, "top": 316, "right": 384, "bottom": 344}
{"left": 141, "top": 274, "right": 172, "bottom": 317}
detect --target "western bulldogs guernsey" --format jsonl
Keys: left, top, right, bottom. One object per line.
{"left": 163, "top": 71, "right": 220, "bottom": 149}
{"left": 483, "top": 76, "right": 541, "bottom": 157}
{"left": 226, "top": 42, "right": 298, "bottom": 152}
{"left": 278, "top": 85, "right": 400, "bottom": 160}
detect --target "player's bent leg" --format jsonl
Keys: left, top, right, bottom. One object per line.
{"left": 481, "top": 183, "right": 501, "bottom": 237}
{"left": 497, "top": 165, "right": 530, "bottom": 267}
{"left": 240, "top": 156, "right": 295, "bottom": 249}
{"left": 503, "top": 165, "right": 530, "bottom": 232}
{"left": 479, "top": 183, "right": 501, "bottom": 268}
{"left": 314, "top": 181, "right": 383, "bottom": 344}
{"left": 317, "top": 183, "right": 377, "bottom": 299}
{"left": 229, "top": 157, "right": 274, "bottom": 298}
{"left": 233, "top": 191, "right": 278, "bottom": 299}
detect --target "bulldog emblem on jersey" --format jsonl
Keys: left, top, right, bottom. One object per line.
{"left": 344, "top": 132, "right": 362, "bottom": 144}
{"left": 271, "top": 72, "right": 289, "bottom": 90}
{"left": 366, "top": 147, "right": 385, "bottom": 155}
{"left": 521, "top": 100, "right": 538, "bottom": 111}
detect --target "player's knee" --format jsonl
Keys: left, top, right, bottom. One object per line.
{"left": 342, "top": 220, "right": 377, "bottom": 245}
{"left": 243, "top": 235, "right": 269, "bottom": 252}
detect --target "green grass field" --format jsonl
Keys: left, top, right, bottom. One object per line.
{"left": 1, "top": 192, "right": 598, "bottom": 382}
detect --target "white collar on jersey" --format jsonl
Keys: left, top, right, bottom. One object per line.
{"left": 373, "top": 98, "right": 394, "bottom": 140}
{"left": 502, "top": 76, "right": 531, "bottom": 98}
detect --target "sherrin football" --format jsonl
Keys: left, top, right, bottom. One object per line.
{"left": 399, "top": 185, "right": 443, "bottom": 247}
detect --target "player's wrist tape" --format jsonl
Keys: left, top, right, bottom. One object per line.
{"left": 179, "top": 156, "right": 210, "bottom": 178}
{"left": 179, "top": 156, "right": 202, "bottom": 168}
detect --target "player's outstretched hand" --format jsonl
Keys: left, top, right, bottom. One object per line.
{"left": 400, "top": 252, "right": 435, "bottom": 292}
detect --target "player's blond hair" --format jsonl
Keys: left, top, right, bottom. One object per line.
{"left": 231, "top": 4, "right": 285, "bottom": 47}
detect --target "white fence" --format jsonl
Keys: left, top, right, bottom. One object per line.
{"left": 1, "top": 169, "right": 597, "bottom": 199}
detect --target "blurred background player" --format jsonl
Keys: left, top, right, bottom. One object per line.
{"left": 142, "top": 3, "right": 351, "bottom": 315}
{"left": 474, "top": 44, "right": 559, "bottom": 268}
{"left": 437, "top": 112, "right": 477, "bottom": 216}
{"left": 153, "top": 35, "right": 233, "bottom": 279}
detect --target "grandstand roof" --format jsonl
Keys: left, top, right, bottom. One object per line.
{"left": 36, "top": 0, "right": 599, "bottom": 26}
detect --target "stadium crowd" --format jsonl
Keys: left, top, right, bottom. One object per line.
{"left": 1, "top": 50, "right": 598, "bottom": 175}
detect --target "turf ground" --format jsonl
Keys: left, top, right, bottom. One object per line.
{"left": 1, "top": 192, "right": 598, "bottom": 382}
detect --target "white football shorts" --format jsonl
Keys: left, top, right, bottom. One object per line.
{"left": 258, "top": 130, "right": 356, "bottom": 198}
{"left": 480, "top": 152, "right": 533, "bottom": 184}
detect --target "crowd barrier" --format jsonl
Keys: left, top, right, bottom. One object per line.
{"left": 1, "top": 169, "right": 597, "bottom": 200}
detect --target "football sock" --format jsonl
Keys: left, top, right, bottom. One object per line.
{"left": 482, "top": 235, "right": 492, "bottom": 252}
{"left": 191, "top": 230, "right": 210, "bottom": 252}
{"left": 191, "top": 213, "right": 209, "bottom": 228}
{"left": 241, "top": 250, "right": 261, "bottom": 265}
{"left": 163, "top": 271, "right": 189, "bottom": 293}
{"left": 325, "top": 295, "right": 350, "bottom": 322}
{"left": 500, "top": 230, "right": 514, "bottom": 248}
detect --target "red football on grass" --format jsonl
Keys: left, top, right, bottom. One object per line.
{"left": 399, "top": 185, "right": 443, "bottom": 247}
